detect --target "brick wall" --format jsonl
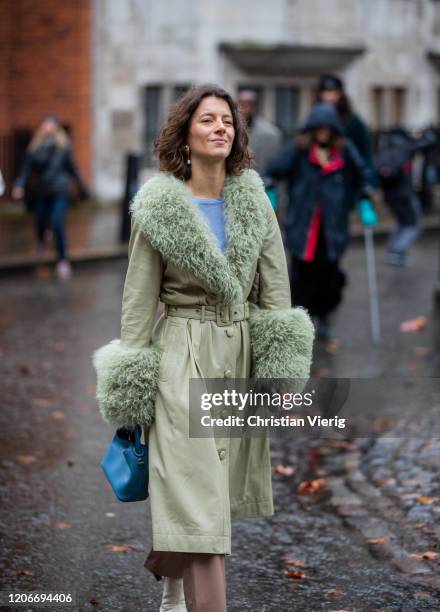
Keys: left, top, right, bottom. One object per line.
{"left": 0, "top": 0, "right": 91, "bottom": 193}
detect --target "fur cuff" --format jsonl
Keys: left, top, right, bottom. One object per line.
{"left": 92, "top": 339, "right": 161, "bottom": 427}
{"left": 249, "top": 306, "right": 315, "bottom": 379}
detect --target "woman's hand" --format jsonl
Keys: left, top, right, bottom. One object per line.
{"left": 12, "top": 186, "right": 24, "bottom": 200}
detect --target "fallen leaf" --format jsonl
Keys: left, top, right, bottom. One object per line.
{"left": 108, "top": 544, "right": 131, "bottom": 553}
{"left": 410, "top": 551, "right": 438, "bottom": 561}
{"left": 90, "top": 596, "right": 99, "bottom": 606}
{"left": 18, "top": 364, "right": 30, "bottom": 376}
{"left": 331, "top": 440, "right": 354, "bottom": 450}
{"left": 367, "top": 536, "right": 390, "bottom": 545}
{"left": 369, "top": 416, "right": 394, "bottom": 433}
{"left": 283, "top": 567, "right": 305, "bottom": 579}
{"left": 326, "top": 588, "right": 346, "bottom": 596}
{"left": 32, "top": 398, "right": 54, "bottom": 407}
{"left": 15, "top": 569, "right": 31, "bottom": 576}
{"left": 298, "top": 478, "right": 326, "bottom": 495}
{"left": 50, "top": 410, "right": 65, "bottom": 421}
{"left": 55, "top": 522, "right": 72, "bottom": 529}
{"left": 312, "top": 367, "right": 332, "bottom": 378}
{"left": 414, "top": 346, "right": 429, "bottom": 357}
{"left": 49, "top": 341, "right": 65, "bottom": 352}
{"left": 16, "top": 455, "right": 36, "bottom": 464}
{"left": 308, "top": 448, "right": 320, "bottom": 472}
{"left": 284, "top": 558, "right": 305, "bottom": 568}
{"left": 273, "top": 464, "right": 295, "bottom": 476}
{"left": 416, "top": 496, "right": 437, "bottom": 505}
{"left": 400, "top": 316, "right": 427, "bottom": 333}
{"left": 325, "top": 338, "right": 342, "bottom": 354}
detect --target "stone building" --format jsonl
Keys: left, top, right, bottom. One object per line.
{"left": 94, "top": 0, "right": 440, "bottom": 200}
{"left": 1, "top": 0, "right": 439, "bottom": 202}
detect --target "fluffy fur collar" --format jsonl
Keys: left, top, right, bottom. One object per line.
{"left": 130, "top": 169, "right": 268, "bottom": 304}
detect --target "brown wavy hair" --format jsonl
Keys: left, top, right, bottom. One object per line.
{"left": 154, "top": 84, "right": 252, "bottom": 180}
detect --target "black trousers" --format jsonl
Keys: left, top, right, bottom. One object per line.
{"left": 290, "top": 229, "right": 346, "bottom": 317}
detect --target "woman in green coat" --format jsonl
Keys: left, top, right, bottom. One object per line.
{"left": 93, "top": 84, "right": 314, "bottom": 612}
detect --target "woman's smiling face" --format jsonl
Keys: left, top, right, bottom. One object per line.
{"left": 187, "top": 96, "right": 235, "bottom": 164}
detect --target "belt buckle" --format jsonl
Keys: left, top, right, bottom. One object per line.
{"left": 215, "top": 304, "right": 231, "bottom": 327}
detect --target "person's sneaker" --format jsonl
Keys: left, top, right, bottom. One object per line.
{"left": 55, "top": 259, "right": 73, "bottom": 279}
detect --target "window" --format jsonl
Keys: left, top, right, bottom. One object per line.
{"left": 390, "top": 87, "right": 406, "bottom": 128}
{"left": 144, "top": 85, "right": 162, "bottom": 166}
{"left": 173, "top": 84, "right": 190, "bottom": 102}
{"left": 371, "top": 86, "right": 407, "bottom": 130}
{"left": 371, "top": 86, "right": 386, "bottom": 130}
{"left": 274, "top": 86, "right": 299, "bottom": 142}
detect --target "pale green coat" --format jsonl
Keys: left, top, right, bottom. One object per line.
{"left": 93, "top": 169, "right": 314, "bottom": 554}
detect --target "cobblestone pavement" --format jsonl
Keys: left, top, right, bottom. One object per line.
{"left": 306, "top": 231, "right": 440, "bottom": 606}
{"left": 0, "top": 233, "right": 439, "bottom": 611}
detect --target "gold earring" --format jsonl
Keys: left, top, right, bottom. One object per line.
{"left": 184, "top": 145, "right": 191, "bottom": 166}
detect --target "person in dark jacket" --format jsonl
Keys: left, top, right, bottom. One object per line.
{"left": 376, "top": 129, "right": 435, "bottom": 266}
{"left": 265, "top": 102, "right": 376, "bottom": 340}
{"left": 316, "top": 74, "right": 380, "bottom": 201}
{"left": 12, "top": 113, "right": 88, "bottom": 279}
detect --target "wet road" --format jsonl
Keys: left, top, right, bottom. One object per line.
{"left": 0, "top": 234, "right": 439, "bottom": 611}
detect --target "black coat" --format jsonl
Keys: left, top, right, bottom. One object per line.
{"left": 345, "top": 115, "right": 378, "bottom": 184}
{"left": 266, "top": 141, "right": 375, "bottom": 260}
{"left": 15, "top": 138, "right": 87, "bottom": 198}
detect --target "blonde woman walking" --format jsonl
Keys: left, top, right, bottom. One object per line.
{"left": 12, "top": 113, "right": 88, "bottom": 278}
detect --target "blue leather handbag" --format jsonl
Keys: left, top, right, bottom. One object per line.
{"left": 100, "top": 425, "right": 149, "bottom": 502}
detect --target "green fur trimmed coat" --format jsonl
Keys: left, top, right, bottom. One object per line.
{"left": 93, "top": 169, "right": 314, "bottom": 555}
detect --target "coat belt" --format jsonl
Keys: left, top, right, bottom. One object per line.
{"left": 164, "top": 303, "right": 250, "bottom": 326}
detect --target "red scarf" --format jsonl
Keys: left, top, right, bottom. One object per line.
{"left": 308, "top": 143, "right": 345, "bottom": 174}
{"left": 303, "top": 145, "right": 345, "bottom": 262}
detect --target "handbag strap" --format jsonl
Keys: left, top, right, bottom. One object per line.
{"left": 133, "top": 424, "right": 144, "bottom": 456}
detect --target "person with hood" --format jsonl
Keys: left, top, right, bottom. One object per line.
{"left": 93, "top": 85, "right": 314, "bottom": 612}
{"left": 12, "top": 113, "right": 89, "bottom": 279}
{"left": 265, "top": 102, "right": 376, "bottom": 340}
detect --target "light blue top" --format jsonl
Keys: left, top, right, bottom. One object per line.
{"left": 193, "top": 196, "right": 227, "bottom": 253}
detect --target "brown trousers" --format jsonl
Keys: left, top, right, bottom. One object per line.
{"left": 144, "top": 549, "right": 227, "bottom": 612}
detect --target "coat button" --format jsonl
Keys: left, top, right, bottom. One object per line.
{"left": 225, "top": 328, "right": 234, "bottom": 337}
{"left": 218, "top": 449, "right": 226, "bottom": 461}
{"left": 224, "top": 369, "right": 233, "bottom": 378}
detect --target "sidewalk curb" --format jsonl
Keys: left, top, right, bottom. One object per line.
{"left": 323, "top": 444, "right": 440, "bottom": 589}
{"left": 0, "top": 244, "right": 128, "bottom": 274}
